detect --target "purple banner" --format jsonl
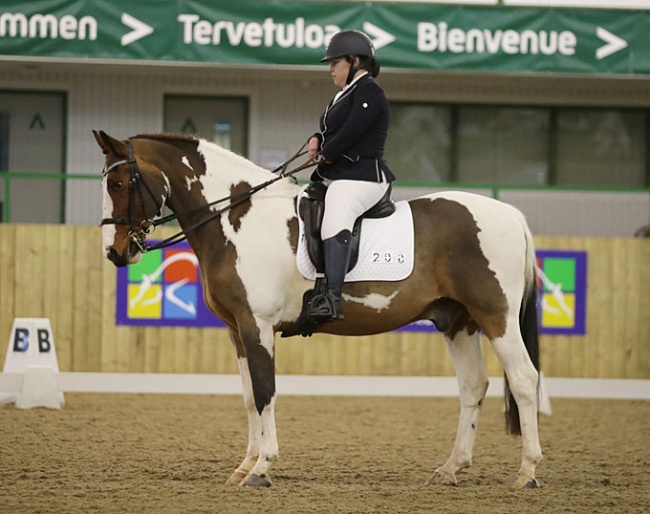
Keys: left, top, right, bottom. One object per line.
{"left": 116, "top": 244, "right": 587, "bottom": 335}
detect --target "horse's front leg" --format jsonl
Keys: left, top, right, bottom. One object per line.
{"left": 426, "top": 329, "right": 488, "bottom": 487}
{"left": 225, "top": 324, "right": 278, "bottom": 488}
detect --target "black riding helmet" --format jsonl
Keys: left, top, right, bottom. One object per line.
{"left": 320, "top": 30, "right": 379, "bottom": 85}
{"left": 320, "top": 30, "right": 376, "bottom": 62}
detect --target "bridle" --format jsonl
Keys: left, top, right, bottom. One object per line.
{"left": 101, "top": 138, "right": 317, "bottom": 253}
{"left": 100, "top": 140, "right": 165, "bottom": 252}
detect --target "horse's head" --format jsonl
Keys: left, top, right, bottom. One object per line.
{"left": 93, "top": 130, "right": 168, "bottom": 267}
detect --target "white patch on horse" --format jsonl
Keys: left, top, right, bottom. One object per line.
{"left": 181, "top": 156, "right": 193, "bottom": 171}
{"left": 161, "top": 173, "right": 171, "bottom": 203}
{"left": 101, "top": 175, "right": 116, "bottom": 254}
{"left": 253, "top": 316, "right": 277, "bottom": 357}
{"left": 195, "top": 140, "right": 302, "bottom": 336}
{"left": 344, "top": 291, "right": 398, "bottom": 312}
{"left": 185, "top": 175, "right": 199, "bottom": 191}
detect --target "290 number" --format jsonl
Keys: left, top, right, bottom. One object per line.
{"left": 372, "top": 252, "right": 405, "bottom": 264}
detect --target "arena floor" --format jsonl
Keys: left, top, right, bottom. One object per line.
{"left": 1, "top": 394, "right": 648, "bottom": 513}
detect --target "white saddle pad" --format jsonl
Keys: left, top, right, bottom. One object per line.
{"left": 296, "top": 199, "right": 415, "bottom": 282}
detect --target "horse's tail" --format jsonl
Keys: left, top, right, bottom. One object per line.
{"left": 504, "top": 213, "right": 541, "bottom": 435}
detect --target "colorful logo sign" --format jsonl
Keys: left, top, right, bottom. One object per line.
{"left": 115, "top": 242, "right": 224, "bottom": 327}
{"left": 116, "top": 244, "right": 587, "bottom": 335}
{"left": 536, "top": 250, "right": 587, "bottom": 335}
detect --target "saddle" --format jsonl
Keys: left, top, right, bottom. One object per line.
{"left": 282, "top": 182, "right": 396, "bottom": 339}
{"left": 299, "top": 181, "right": 395, "bottom": 273}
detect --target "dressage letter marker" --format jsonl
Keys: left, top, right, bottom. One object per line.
{"left": 0, "top": 318, "right": 64, "bottom": 409}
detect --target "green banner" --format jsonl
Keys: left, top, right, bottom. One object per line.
{"left": 1, "top": 0, "right": 648, "bottom": 75}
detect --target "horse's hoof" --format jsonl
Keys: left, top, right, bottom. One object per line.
{"left": 524, "top": 479, "right": 540, "bottom": 489}
{"left": 425, "top": 469, "right": 458, "bottom": 487}
{"left": 241, "top": 473, "right": 272, "bottom": 488}
{"left": 225, "top": 470, "right": 248, "bottom": 486}
{"left": 513, "top": 475, "right": 540, "bottom": 489}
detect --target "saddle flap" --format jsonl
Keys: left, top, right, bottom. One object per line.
{"left": 297, "top": 200, "right": 414, "bottom": 283}
{"left": 362, "top": 184, "right": 396, "bottom": 219}
{"left": 299, "top": 183, "right": 361, "bottom": 273}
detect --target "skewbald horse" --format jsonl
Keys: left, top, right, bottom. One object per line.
{"left": 94, "top": 131, "right": 543, "bottom": 489}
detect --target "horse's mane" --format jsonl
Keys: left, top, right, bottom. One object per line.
{"left": 132, "top": 132, "right": 276, "bottom": 179}
{"left": 132, "top": 133, "right": 198, "bottom": 145}
{"left": 132, "top": 132, "right": 248, "bottom": 164}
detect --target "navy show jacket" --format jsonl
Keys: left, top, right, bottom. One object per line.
{"left": 312, "top": 74, "right": 395, "bottom": 183}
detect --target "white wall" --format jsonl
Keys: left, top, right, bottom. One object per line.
{"left": 0, "top": 61, "right": 648, "bottom": 234}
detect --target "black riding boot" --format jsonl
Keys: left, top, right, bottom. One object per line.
{"left": 308, "top": 229, "right": 352, "bottom": 321}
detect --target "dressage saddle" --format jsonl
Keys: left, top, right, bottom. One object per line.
{"left": 299, "top": 181, "right": 395, "bottom": 274}
{"left": 281, "top": 182, "right": 395, "bottom": 338}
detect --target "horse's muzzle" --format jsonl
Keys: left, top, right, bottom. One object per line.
{"left": 106, "top": 248, "right": 129, "bottom": 267}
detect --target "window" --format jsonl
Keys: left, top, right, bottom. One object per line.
{"left": 164, "top": 95, "right": 248, "bottom": 156}
{"left": 385, "top": 103, "right": 452, "bottom": 183}
{"left": 556, "top": 109, "right": 646, "bottom": 187}
{"left": 457, "top": 106, "right": 549, "bottom": 186}
{"left": 387, "top": 102, "right": 649, "bottom": 188}
{"left": 0, "top": 91, "right": 65, "bottom": 223}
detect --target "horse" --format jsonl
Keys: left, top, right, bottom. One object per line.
{"left": 93, "top": 130, "right": 543, "bottom": 490}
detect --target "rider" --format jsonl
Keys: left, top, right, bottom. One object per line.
{"left": 306, "top": 29, "right": 395, "bottom": 324}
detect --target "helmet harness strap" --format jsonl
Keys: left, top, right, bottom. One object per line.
{"left": 345, "top": 55, "right": 360, "bottom": 85}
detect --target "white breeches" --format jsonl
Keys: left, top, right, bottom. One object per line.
{"left": 321, "top": 180, "right": 391, "bottom": 240}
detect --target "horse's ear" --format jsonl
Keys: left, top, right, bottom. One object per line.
{"left": 92, "top": 129, "right": 128, "bottom": 157}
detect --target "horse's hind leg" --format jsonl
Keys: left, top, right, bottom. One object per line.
{"left": 490, "top": 320, "right": 542, "bottom": 489}
{"left": 426, "top": 328, "right": 488, "bottom": 486}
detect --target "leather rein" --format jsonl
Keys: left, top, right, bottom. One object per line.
{"left": 100, "top": 139, "right": 316, "bottom": 253}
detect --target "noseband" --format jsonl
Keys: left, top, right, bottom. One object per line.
{"left": 100, "top": 140, "right": 164, "bottom": 253}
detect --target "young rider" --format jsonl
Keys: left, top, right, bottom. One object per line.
{"left": 306, "top": 30, "right": 395, "bottom": 325}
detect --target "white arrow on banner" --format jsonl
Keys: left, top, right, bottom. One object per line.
{"left": 165, "top": 279, "right": 197, "bottom": 315}
{"left": 363, "top": 22, "right": 396, "bottom": 51}
{"left": 596, "top": 27, "right": 628, "bottom": 60}
{"left": 121, "top": 13, "right": 154, "bottom": 46}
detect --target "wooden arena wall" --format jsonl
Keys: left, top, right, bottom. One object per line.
{"left": 0, "top": 225, "right": 648, "bottom": 379}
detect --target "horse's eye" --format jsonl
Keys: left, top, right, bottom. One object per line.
{"left": 109, "top": 180, "right": 123, "bottom": 192}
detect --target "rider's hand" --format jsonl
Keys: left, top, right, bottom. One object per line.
{"left": 308, "top": 136, "right": 320, "bottom": 160}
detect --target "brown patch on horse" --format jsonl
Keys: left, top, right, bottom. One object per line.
{"left": 182, "top": 147, "right": 207, "bottom": 180}
{"left": 239, "top": 321, "right": 276, "bottom": 414}
{"left": 199, "top": 235, "right": 276, "bottom": 414}
{"left": 133, "top": 133, "right": 198, "bottom": 146}
{"left": 413, "top": 197, "right": 508, "bottom": 340}
{"left": 198, "top": 236, "right": 274, "bottom": 412}
{"left": 286, "top": 215, "right": 299, "bottom": 254}
{"left": 429, "top": 298, "right": 480, "bottom": 338}
{"left": 133, "top": 134, "right": 205, "bottom": 179}
{"left": 194, "top": 218, "right": 274, "bottom": 411}
{"left": 228, "top": 181, "right": 253, "bottom": 232}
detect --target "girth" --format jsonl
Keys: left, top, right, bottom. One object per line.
{"left": 299, "top": 182, "right": 395, "bottom": 273}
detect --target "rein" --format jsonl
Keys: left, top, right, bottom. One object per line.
{"left": 101, "top": 138, "right": 316, "bottom": 253}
